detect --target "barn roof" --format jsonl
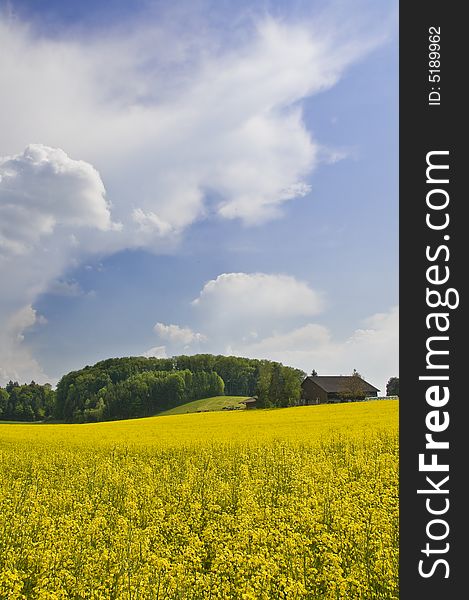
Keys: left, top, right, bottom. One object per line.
{"left": 240, "top": 397, "right": 257, "bottom": 404}
{"left": 302, "top": 376, "right": 379, "bottom": 393}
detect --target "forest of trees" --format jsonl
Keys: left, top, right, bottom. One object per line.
{"left": 54, "top": 354, "right": 306, "bottom": 422}
{"left": 0, "top": 381, "right": 56, "bottom": 421}
{"left": 0, "top": 356, "right": 399, "bottom": 423}
{"left": 0, "top": 354, "right": 306, "bottom": 423}
{"left": 57, "top": 368, "right": 225, "bottom": 422}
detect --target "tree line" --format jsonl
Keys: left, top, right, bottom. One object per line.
{"left": 0, "top": 381, "right": 56, "bottom": 422}
{"left": 55, "top": 354, "right": 306, "bottom": 422}
{"left": 60, "top": 369, "right": 225, "bottom": 422}
{"left": 0, "top": 354, "right": 306, "bottom": 423}
{"left": 0, "top": 360, "right": 399, "bottom": 423}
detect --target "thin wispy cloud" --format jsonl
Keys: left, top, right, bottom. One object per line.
{"left": 154, "top": 323, "right": 207, "bottom": 346}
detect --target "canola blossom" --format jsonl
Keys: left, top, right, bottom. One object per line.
{"left": 0, "top": 401, "right": 398, "bottom": 599}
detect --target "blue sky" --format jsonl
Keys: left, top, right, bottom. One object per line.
{"left": 0, "top": 0, "right": 398, "bottom": 392}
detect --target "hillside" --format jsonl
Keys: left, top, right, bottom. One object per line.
{"left": 0, "top": 400, "right": 398, "bottom": 448}
{"left": 52, "top": 354, "right": 305, "bottom": 423}
{"left": 158, "top": 395, "right": 249, "bottom": 415}
{"left": 1, "top": 354, "right": 307, "bottom": 424}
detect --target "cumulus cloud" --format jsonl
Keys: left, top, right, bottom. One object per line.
{"left": 0, "top": 305, "right": 50, "bottom": 385}
{"left": 132, "top": 209, "right": 174, "bottom": 236}
{"left": 0, "top": 5, "right": 393, "bottom": 383}
{"left": 154, "top": 271, "right": 397, "bottom": 394}
{"left": 192, "top": 273, "right": 324, "bottom": 324}
{"left": 0, "top": 144, "right": 119, "bottom": 257}
{"left": 154, "top": 323, "right": 207, "bottom": 346}
{"left": 0, "top": 144, "right": 121, "bottom": 384}
{"left": 5, "top": 305, "right": 39, "bottom": 342}
{"left": 0, "top": 13, "right": 384, "bottom": 234}
{"left": 149, "top": 270, "right": 326, "bottom": 355}
{"left": 230, "top": 306, "right": 399, "bottom": 394}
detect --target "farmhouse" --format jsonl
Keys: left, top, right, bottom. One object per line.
{"left": 240, "top": 397, "right": 258, "bottom": 410}
{"left": 301, "top": 376, "right": 379, "bottom": 405}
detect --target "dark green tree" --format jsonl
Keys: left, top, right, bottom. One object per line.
{"left": 268, "top": 363, "right": 284, "bottom": 406}
{"left": 54, "top": 354, "right": 305, "bottom": 422}
{"left": 386, "top": 377, "right": 399, "bottom": 396}
{"left": 0, "top": 388, "right": 9, "bottom": 419}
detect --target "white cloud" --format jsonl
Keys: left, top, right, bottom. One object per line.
{"left": 0, "top": 144, "right": 121, "bottom": 384}
{"left": 192, "top": 273, "right": 324, "bottom": 323}
{"left": 0, "top": 144, "right": 119, "bottom": 257}
{"left": 132, "top": 208, "right": 174, "bottom": 236}
{"left": 150, "top": 270, "right": 327, "bottom": 356}
{"left": 153, "top": 270, "right": 397, "bottom": 394}
{"left": 230, "top": 306, "right": 399, "bottom": 394}
{"left": 236, "top": 323, "right": 333, "bottom": 353}
{"left": 5, "top": 304, "right": 38, "bottom": 342}
{"left": 0, "top": 14, "right": 384, "bottom": 233}
{"left": 154, "top": 323, "right": 207, "bottom": 346}
{"left": 142, "top": 345, "right": 167, "bottom": 359}
{"left": 0, "top": 7, "right": 392, "bottom": 383}
{"left": 0, "top": 304, "right": 50, "bottom": 385}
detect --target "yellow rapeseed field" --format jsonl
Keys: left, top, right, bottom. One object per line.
{"left": 0, "top": 401, "right": 398, "bottom": 599}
